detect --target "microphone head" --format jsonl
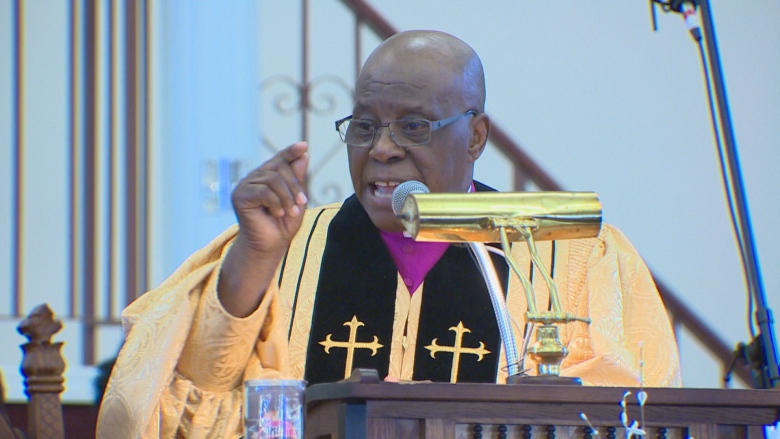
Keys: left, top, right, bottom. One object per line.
{"left": 392, "top": 180, "right": 429, "bottom": 216}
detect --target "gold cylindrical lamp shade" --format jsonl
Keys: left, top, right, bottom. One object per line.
{"left": 399, "top": 192, "right": 603, "bottom": 243}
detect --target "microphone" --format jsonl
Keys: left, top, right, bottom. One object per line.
{"left": 396, "top": 191, "right": 602, "bottom": 243}
{"left": 680, "top": 1, "right": 702, "bottom": 42}
{"left": 649, "top": 0, "right": 701, "bottom": 41}
{"left": 392, "top": 180, "right": 429, "bottom": 217}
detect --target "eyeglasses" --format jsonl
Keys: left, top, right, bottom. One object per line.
{"left": 335, "top": 110, "right": 477, "bottom": 147}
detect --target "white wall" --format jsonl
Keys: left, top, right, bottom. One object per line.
{"left": 150, "top": 1, "right": 262, "bottom": 283}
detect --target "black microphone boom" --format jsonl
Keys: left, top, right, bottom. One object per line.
{"left": 653, "top": 0, "right": 780, "bottom": 388}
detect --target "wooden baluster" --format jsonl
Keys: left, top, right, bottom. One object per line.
{"left": 496, "top": 424, "right": 507, "bottom": 439}
{"left": 546, "top": 425, "right": 556, "bottom": 438}
{"left": 582, "top": 426, "right": 594, "bottom": 439}
{"left": 17, "top": 304, "right": 65, "bottom": 439}
{"left": 521, "top": 425, "right": 533, "bottom": 439}
{"left": 606, "top": 426, "right": 617, "bottom": 439}
{"left": 473, "top": 423, "right": 483, "bottom": 439}
{"left": 656, "top": 427, "right": 667, "bottom": 438}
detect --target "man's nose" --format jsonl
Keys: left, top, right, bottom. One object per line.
{"left": 369, "top": 126, "right": 406, "bottom": 162}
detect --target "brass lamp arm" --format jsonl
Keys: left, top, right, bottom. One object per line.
{"left": 526, "top": 311, "right": 592, "bottom": 326}
{"left": 498, "top": 225, "right": 538, "bottom": 314}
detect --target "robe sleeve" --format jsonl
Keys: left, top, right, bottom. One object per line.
{"left": 561, "top": 224, "right": 682, "bottom": 387}
{"left": 97, "top": 225, "right": 290, "bottom": 439}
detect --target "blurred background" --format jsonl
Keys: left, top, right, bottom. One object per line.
{"left": 0, "top": 0, "right": 778, "bottom": 404}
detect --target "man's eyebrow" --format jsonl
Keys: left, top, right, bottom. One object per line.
{"left": 350, "top": 106, "right": 378, "bottom": 120}
{"left": 351, "top": 102, "right": 431, "bottom": 119}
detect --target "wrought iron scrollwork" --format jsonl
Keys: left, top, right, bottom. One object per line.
{"left": 259, "top": 74, "right": 355, "bottom": 205}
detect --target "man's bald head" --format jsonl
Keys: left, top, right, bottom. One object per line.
{"left": 348, "top": 30, "right": 491, "bottom": 232}
{"left": 359, "top": 30, "right": 486, "bottom": 112}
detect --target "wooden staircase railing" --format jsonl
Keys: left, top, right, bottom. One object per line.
{"left": 337, "top": 0, "right": 753, "bottom": 388}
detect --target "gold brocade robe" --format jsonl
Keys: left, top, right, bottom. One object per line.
{"left": 97, "top": 196, "right": 681, "bottom": 439}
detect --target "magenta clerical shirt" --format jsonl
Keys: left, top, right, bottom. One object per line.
{"left": 379, "top": 230, "right": 448, "bottom": 294}
{"left": 378, "top": 182, "right": 475, "bottom": 294}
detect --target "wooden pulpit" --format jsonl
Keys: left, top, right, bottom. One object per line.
{"left": 305, "top": 371, "right": 780, "bottom": 439}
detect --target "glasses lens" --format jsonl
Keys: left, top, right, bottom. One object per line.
{"left": 390, "top": 120, "right": 431, "bottom": 146}
{"left": 338, "top": 118, "right": 434, "bottom": 147}
{"left": 340, "top": 119, "right": 374, "bottom": 146}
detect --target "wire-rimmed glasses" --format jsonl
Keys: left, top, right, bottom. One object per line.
{"left": 335, "top": 110, "right": 477, "bottom": 147}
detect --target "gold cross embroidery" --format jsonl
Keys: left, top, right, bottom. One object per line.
{"left": 319, "top": 315, "right": 384, "bottom": 379}
{"left": 425, "top": 321, "right": 491, "bottom": 383}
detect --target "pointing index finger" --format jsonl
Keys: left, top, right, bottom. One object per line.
{"left": 277, "top": 141, "right": 309, "bottom": 207}
{"left": 278, "top": 141, "right": 309, "bottom": 163}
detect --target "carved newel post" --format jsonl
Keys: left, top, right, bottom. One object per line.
{"left": 17, "top": 304, "right": 65, "bottom": 439}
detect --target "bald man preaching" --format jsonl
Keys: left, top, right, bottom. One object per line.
{"left": 97, "top": 31, "right": 680, "bottom": 438}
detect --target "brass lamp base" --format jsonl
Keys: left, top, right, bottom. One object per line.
{"left": 506, "top": 374, "right": 582, "bottom": 386}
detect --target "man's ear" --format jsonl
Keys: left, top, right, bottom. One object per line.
{"left": 468, "top": 112, "right": 490, "bottom": 162}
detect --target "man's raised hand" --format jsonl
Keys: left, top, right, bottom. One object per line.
{"left": 231, "top": 141, "right": 309, "bottom": 254}
{"left": 218, "top": 142, "right": 309, "bottom": 317}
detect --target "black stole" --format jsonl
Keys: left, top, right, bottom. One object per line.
{"left": 305, "top": 184, "right": 509, "bottom": 385}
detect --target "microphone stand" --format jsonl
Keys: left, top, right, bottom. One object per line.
{"left": 653, "top": 0, "right": 780, "bottom": 388}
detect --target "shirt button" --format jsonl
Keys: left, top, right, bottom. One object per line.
{"left": 403, "top": 277, "right": 413, "bottom": 287}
